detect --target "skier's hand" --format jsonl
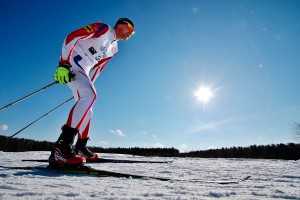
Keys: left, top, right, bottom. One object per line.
{"left": 54, "top": 63, "right": 72, "bottom": 84}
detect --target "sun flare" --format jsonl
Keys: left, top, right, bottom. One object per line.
{"left": 195, "top": 87, "right": 213, "bottom": 102}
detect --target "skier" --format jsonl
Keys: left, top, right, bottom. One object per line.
{"left": 49, "top": 18, "right": 135, "bottom": 165}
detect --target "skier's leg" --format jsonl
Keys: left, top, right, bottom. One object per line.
{"left": 67, "top": 55, "right": 99, "bottom": 160}
{"left": 78, "top": 109, "right": 92, "bottom": 139}
{"left": 66, "top": 74, "right": 97, "bottom": 130}
{"left": 49, "top": 54, "right": 96, "bottom": 165}
{"left": 75, "top": 105, "right": 100, "bottom": 161}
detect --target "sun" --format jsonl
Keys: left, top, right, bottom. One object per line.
{"left": 194, "top": 86, "right": 213, "bottom": 102}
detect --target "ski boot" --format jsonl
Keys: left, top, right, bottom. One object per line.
{"left": 49, "top": 125, "right": 86, "bottom": 166}
{"left": 75, "top": 138, "right": 100, "bottom": 161}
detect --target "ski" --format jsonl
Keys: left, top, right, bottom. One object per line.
{"left": 0, "top": 165, "right": 250, "bottom": 184}
{"left": 22, "top": 158, "right": 173, "bottom": 164}
{"left": 0, "top": 165, "right": 171, "bottom": 181}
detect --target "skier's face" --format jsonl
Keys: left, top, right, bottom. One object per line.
{"left": 115, "top": 24, "right": 134, "bottom": 40}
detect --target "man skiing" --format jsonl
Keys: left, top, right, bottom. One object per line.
{"left": 50, "top": 18, "right": 135, "bottom": 165}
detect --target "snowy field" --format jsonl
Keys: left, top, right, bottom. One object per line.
{"left": 0, "top": 151, "right": 299, "bottom": 200}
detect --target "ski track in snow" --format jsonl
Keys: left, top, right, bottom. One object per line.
{"left": 0, "top": 151, "right": 299, "bottom": 200}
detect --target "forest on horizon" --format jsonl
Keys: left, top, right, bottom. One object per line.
{"left": 0, "top": 135, "right": 299, "bottom": 160}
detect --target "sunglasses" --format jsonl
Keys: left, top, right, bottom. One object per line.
{"left": 123, "top": 21, "right": 135, "bottom": 34}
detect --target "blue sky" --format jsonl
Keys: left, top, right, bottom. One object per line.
{"left": 1, "top": 0, "right": 300, "bottom": 152}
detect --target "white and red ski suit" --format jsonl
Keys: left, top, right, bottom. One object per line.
{"left": 60, "top": 22, "right": 118, "bottom": 139}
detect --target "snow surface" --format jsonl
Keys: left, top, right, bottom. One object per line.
{"left": 0, "top": 151, "right": 299, "bottom": 200}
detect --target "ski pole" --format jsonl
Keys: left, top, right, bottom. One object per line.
{"left": 0, "top": 97, "right": 74, "bottom": 150}
{"left": 0, "top": 81, "right": 58, "bottom": 111}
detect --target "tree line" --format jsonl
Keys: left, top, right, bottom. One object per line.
{"left": 0, "top": 135, "right": 299, "bottom": 160}
{"left": 0, "top": 135, "right": 179, "bottom": 157}
{"left": 180, "top": 143, "right": 300, "bottom": 160}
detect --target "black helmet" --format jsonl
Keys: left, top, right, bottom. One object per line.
{"left": 115, "top": 18, "right": 134, "bottom": 29}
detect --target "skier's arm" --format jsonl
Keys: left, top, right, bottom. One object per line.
{"left": 59, "top": 23, "right": 109, "bottom": 64}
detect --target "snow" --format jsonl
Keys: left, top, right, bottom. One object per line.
{"left": 0, "top": 151, "right": 299, "bottom": 199}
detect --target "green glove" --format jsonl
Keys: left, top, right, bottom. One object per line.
{"left": 54, "top": 63, "right": 72, "bottom": 84}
